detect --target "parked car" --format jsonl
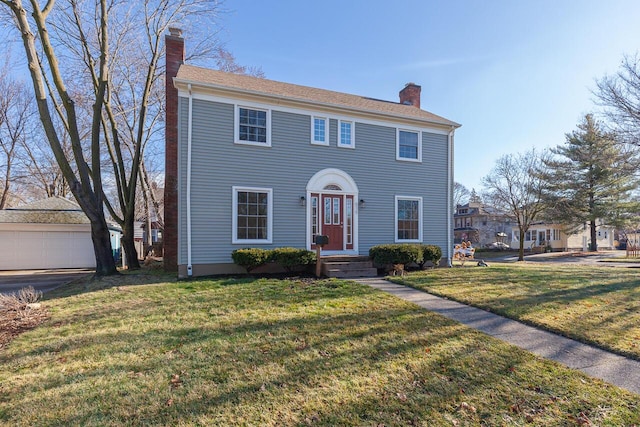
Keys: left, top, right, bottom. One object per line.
{"left": 487, "top": 242, "right": 510, "bottom": 250}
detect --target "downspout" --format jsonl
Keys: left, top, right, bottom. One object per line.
{"left": 187, "top": 84, "right": 193, "bottom": 277}
{"left": 447, "top": 127, "right": 455, "bottom": 267}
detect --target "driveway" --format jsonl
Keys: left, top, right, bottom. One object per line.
{"left": 497, "top": 250, "right": 640, "bottom": 266}
{"left": 0, "top": 269, "right": 93, "bottom": 295}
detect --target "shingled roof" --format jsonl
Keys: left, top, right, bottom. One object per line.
{"left": 0, "top": 197, "right": 90, "bottom": 224}
{"left": 175, "top": 65, "right": 460, "bottom": 128}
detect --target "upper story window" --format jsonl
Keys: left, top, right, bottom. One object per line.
{"left": 311, "top": 116, "right": 328, "bottom": 145}
{"left": 338, "top": 120, "right": 354, "bottom": 148}
{"left": 236, "top": 106, "right": 271, "bottom": 147}
{"left": 397, "top": 129, "right": 422, "bottom": 162}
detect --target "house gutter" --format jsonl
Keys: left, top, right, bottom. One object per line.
{"left": 187, "top": 84, "right": 193, "bottom": 277}
{"left": 447, "top": 126, "right": 455, "bottom": 267}
{"left": 174, "top": 78, "right": 462, "bottom": 131}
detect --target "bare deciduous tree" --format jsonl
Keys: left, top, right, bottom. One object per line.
{"left": 482, "top": 149, "right": 549, "bottom": 261}
{"left": 453, "top": 181, "right": 470, "bottom": 208}
{"left": 0, "top": 69, "right": 34, "bottom": 208}
{"left": 595, "top": 54, "right": 640, "bottom": 146}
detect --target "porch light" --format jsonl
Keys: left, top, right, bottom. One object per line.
{"left": 359, "top": 199, "right": 365, "bottom": 208}
{"left": 300, "top": 196, "right": 306, "bottom": 207}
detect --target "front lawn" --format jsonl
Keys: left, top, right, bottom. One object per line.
{"left": 1, "top": 273, "right": 638, "bottom": 425}
{"left": 392, "top": 263, "right": 640, "bottom": 360}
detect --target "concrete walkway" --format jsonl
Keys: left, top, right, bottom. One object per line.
{"left": 354, "top": 277, "right": 640, "bottom": 395}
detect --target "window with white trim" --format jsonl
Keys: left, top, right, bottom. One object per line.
{"left": 395, "top": 196, "right": 422, "bottom": 242}
{"left": 311, "top": 196, "right": 319, "bottom": 241}
{"left": 232, "top": 187, "right": 272, "bottom": 243}
{"left": 397, "top": 129, "right": 421, "bottom": 161}
{"left": 236, "top": 106, "right": 270, "bottom": 146}
{"left": 338, "top": 120, "right": 354, "bottom": 148}
{"left": 311, "top": 117, "right": 328, "bottom": 145}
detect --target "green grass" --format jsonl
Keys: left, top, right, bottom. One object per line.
{"left": 393, "top": 262, "right": 640, "bottom": 360}
{"left": 1, "top": 272, "right": 639, "bottom": 426}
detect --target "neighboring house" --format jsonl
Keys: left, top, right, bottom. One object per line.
{"left": 0, "top": 197, "right": 121, "bottom": 270}
{"left": 453, "top": 202, "right": 514, "bottom": 247}
{"left": 515, "top": 222, "right": 615, "bottom": 252}
{"left": 163, "top": 29, "right": 460, "bottom": 277}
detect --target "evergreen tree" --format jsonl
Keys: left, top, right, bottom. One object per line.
{"left": 542, "top": 114, "right": 639, "bottom": 251}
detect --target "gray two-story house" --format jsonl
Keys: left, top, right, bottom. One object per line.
{"left": 164, "top": 29, "right": 460, "bottom": 277}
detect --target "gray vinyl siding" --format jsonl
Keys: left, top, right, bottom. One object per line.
{"left": 178, "top": 97, "right": 451, "bottom": 265}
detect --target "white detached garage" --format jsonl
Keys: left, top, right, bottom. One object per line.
{"left": 0, "top": 197, "right": 97, "bottom": 270}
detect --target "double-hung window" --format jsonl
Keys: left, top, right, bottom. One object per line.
{"left": 395, "top": 196, "right": 422, "bottom": 242}
{"left": 338, "top": 120, "right": 354, "bottom": 148}
{"left": 232, "top": 186, "right": 273, "bottom": 243}
{"left": 311, "top": 116, "right": 328, "bottom": 145}
{"left": 236, "top": 106, "right": 270, "bottom": 146}
{"left": 397, "top": 129, "right": 421, "bottom": 162}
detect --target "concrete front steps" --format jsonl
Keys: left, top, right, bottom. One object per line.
{"left": 321, "top": 255, "right": 378, "bottom": 278}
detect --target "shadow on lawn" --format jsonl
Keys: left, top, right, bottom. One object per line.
{"left": 6, "top": 304, "right": 553, "bottom": 425}
{"left": 3, "top": 275, "right": 637, "bottom": 425}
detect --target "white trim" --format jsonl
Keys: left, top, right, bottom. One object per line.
{"left": 179, "top": 91, "right": 454, "bottom": 137}
{"left": 234, "top": 104, "right": 272, "bottom": 147}
{"left": 305, "top": 168, "right": 359, "bottom": 252}
{"left": 175, "top": 81, "right": 459, "bottom": 133}
{"left": 306, "top": 168, "right": 359, "bottom": 194}
{"left": 338, "top": 119, "right": 355, "bottom": 149}
{"left": 187, "top": 84, "right": 193, "bottom": 276}
{"left": 447, "top": 128, "right": 455, "bottom": 265}
{"left": 232, "top": 186, "right": 273, "bottom": 244}
{"left": 396, "top": 128, "right": 422, "bottom": 162}
{"left": 395, "top": 195, "right": 423, "bottom": 243}
{"left": 311, "top": 116, "right": 329, "bottom": 145}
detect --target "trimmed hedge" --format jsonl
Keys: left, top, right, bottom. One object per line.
{"left": 369, "top": 244, "right": 423, "bottom": 267}
{"left": 231, "top": 248, "right": 271, "bottom": 272}
{"left": 421, "top": 245, "right": 443, "bottom": 268}
{"left": 270, "top": 247, "right": 316, "bottom": 272}
{"left": 231, "top": 247, "right": 316, "bottom": 273}
{"left": 369, "top": 243, "right": 443, "bottom": 269}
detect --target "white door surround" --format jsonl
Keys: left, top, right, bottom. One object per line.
{"left": 306, "top": 168, "right": 359, "bottom": 254}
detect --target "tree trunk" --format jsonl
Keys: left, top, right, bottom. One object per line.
{"left": 122, "top": 220, "right": 141, "bottom": 270}
{"left": 90, "top": 218, "right": 118, "bottom": 276}
{"left": 518, "top": 229, "right": 525, "bottom": 261}
{"left": 590, "top": 220, "right": 598, "bottom": 252}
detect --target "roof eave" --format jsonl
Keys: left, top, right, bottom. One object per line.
{"left": 174, "top": 77, "right": 461, "bottom": 130}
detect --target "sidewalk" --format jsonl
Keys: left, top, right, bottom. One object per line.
{"left": 354, "top": 277, "right": 640, "bottom": 395}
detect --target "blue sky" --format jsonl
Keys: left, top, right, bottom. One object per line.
{"left": 217, "top": 0, "right": 640, "bottom": 191}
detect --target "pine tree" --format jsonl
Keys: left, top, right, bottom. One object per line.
{"left": 542, "top": 114, "right": 639, "bottom": 251}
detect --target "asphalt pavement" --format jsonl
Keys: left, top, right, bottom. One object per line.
{"left": 0, "top": 269, "right": 93, "bottom": 295}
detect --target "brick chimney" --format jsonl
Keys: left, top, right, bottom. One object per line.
{"left": 399, "top": 83, "right": 421, "bottom": 108}
{"left": 163, "top": 27, "right": 184, "bottom": 272}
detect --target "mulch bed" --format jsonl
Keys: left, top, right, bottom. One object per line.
{"left": 0, "top": 307, "right": 49, "bottom": 350}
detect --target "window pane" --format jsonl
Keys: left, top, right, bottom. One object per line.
{"left": 346, "top": 198, "right": 352, "bottom": 244}
{"left": 397, "top": 199, "right": 419, "bottom": 240}
{"left": 399, "top": 131, "right": 419, "bottom": 159}
{"left": 239, "top": 108, "right": 267, "bottom": 143}
{"left": 324, "top": 198, "right": 331, "bottom": 225}
{"left": 333, "top": 197, "right": 340, "bottom": 224}
{"left": 311, "top": 196, "right": 318, "bottom": 237}
{"left": 340, "top": 121, "right": 352, "bottom": 146}
{"left": 236, "top": 190, "right": 269, "bottom": 240}
{"left": 314, "top": 118, "right": 326, "bottom": 142}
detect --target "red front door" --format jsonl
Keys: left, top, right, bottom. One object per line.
{"left": 321, "top": 194, "right": 343, "bottom": 250}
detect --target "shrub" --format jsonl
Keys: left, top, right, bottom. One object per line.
{"left": 231, "top": 248, "right": 270, "bottom": 272}
{"left": 369, "top": 244, "right": 423, "bottom": 267}
{"left": 271, "top": 247, "right": 316, "bottom": 272}
{"left": 421, "top": 245, "right": 442, "bottom": 268}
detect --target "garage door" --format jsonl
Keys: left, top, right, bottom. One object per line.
{"left": 0, "top": 230, "right": 96, "bottom": 270}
